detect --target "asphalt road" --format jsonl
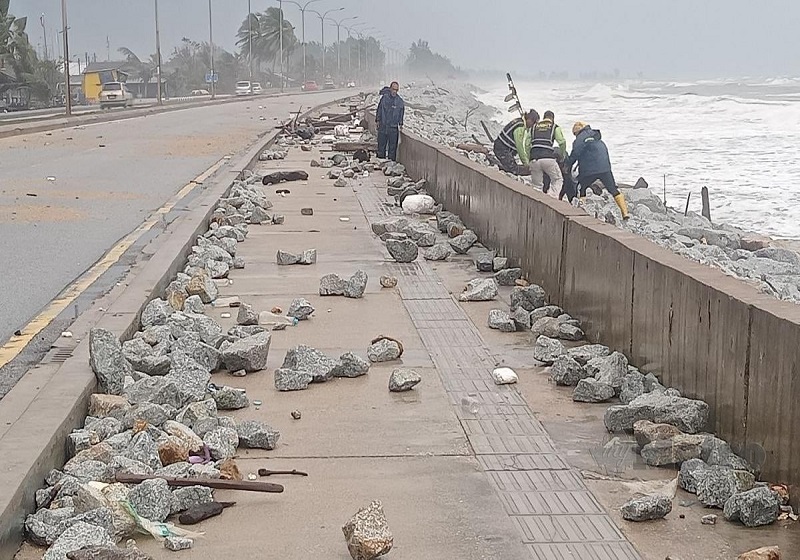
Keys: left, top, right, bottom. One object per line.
{"left": 0, "top": 90, "right": 343, "bottom": 349}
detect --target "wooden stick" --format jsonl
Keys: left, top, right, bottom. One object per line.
{"left": 116, "top": 473, "right": 284, "bottom": 493}
{"left": 701, "top": 186, "right": 712, "bottom": 222}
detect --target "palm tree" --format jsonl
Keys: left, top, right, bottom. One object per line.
{"left": 118, "top": 47, "right": 156, "bottom": 85}
{"left": 0, "top": 1, "right": 50, "bottom": 104}
{"left": 236, "top": 8, "right": 297, "bottom": 76}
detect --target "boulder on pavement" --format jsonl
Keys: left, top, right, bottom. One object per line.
{"left": 141, "top": 299, "right": 173, "bottom": 329}
{"left": 422, "top": 243, "right": 451, "bottom": 261}
{"left": 620, "top": 372, "right": 646, "bottom": 404}
{"left": 640, "top": 434, "right": 706, "bottom": 466}
{"left": 567, "top": 344, "right": 610, "bottom": 365}
{"left": 724, "top": 486, "right": 782, "bottom": 527}
{"left": 737, "top": 546, "right": 782, "bottom": 560}
{"left": 274, "top": 368, "right": 314, "bottom": 391}
{"left": 237, "top": 420, "right": 280, "bottom": 450}
{"left": 696, "top": 466, "right": 755, "bottom": 508}
{"left": 388, "top": 369, "right": 421, "bottom": 392}
{"left": 332, "top": 352, "right": 371, "bottom": 378}
{"left": 459, "top": 278, "right": 498, "bottom": 302}
{"left": 488, "top": 310, "right": 516, "bottom": 332}
{"left": 386, "top": 239, "right": 418, "bottom": 263}
{"left": 510, "top": 284, "right": 547, "bottom": 311}
{"left": 367, "top": 338, "right": 403, "bottom": 363}
{"left": 533, "top": 336, "right": 565, "bottom": 365}
{"left": 604, "top": 392, "right": 710, "bottom": 434}
{"left": 549, "top": 355, "right": 588, "bottom": 386}
{"left": 203, "top": 427, "right": 239, "bottom": 460}
{"left": 475, "top": 253, "right": 494, "bottom": 272}
{"left": 531, "top": 317, "right": 560, "bottom": 338}
{"left": 342, "top": 500, "right": 393, "bottom": 560}
{"left": 282, "top": 345, "right": 340, "bottom": 382}
{"left": 449, "top": 230, "right": 478, "bottom": 254}
{"left": 587, "top": 352, "right": 629, "bottom": 391}
{"left": 679, "top": 458, "right": 710, "bottom": 494}
{"left": 633, "top": 420, "right": 683, "bottom": 448}
{"left": 573, "top": 378, "right": 615, "bottom": 403}
{"left": 221, "top": 332, "right": 271, "bottom": 373}
{"left": 287, "top": 298, "right": 315, "bottom": 320}
{"left": 620, "top": 495, "right": 672, "bottom": 521}
{"left": 212, "top": 386, "right": 249, "bottom": 410}
{"left": 43, "top": 522, "right": 114, "bottom": 560}
{"left": 494, "top": 268, "right": 522, "bottom": 286}
{"left": 236, "top": 303, "right": 259, "bottom": 326}
{"left": 128, "top": 478, "right": 172, "bottom": 522}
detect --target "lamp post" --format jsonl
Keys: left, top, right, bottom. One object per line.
{"left": 328, "top": 15, "right": 357, "bottom": 79}
{"left": 308, "top": 7, "right": 343, "bottom": 79}
{"left": 278, "top": 0, "right": 283, "bottom": 91}
{"left": 208, "top": 0, "right": 216, "bottom": 99}
{"left": 40, "top": 14, "right": 48, "bottom": 60}
{"left": 60, "top": 0, "right": 71, "bottom": 116}
{"left": 280, "top": 0, "right": 321, "bottom": 85}
{"left": 154, "top": 0, "right": 163, "bottom": 104}
{"left": 247, "top": 0, "right": 252, "bottom": 90}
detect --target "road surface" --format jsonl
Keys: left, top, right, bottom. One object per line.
{"left": 0, "top": 89, "right": 344, "bottom": 393}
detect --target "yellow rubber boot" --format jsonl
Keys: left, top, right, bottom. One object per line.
{"left": 613, "top": 193, "right": 630, "bottom": 220}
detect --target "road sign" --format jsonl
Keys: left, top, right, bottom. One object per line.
{"left": 205, "top": 73, "right": 218, "bottom": 84}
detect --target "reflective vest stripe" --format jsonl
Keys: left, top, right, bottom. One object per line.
{"left": 497, "top": 119, "right": 522, "bottom": 150}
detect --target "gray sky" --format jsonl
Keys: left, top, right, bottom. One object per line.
{"left": 13, "top": 0, "right": 800, "bottom": 79}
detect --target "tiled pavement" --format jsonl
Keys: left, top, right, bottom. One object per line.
{"left": 355, "top": 175, "right": 642, "bottom": 559}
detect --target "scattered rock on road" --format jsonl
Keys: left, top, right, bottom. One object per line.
{"left": 368, "top": 337, "right": 403, "bottom": 363}
{"left": 287, "top": 298, "right": 315, "bottom": 321}
{"left": 386, "top": 239, "right": 418, "bottom": 263}
{"left": 488, "top": 309, "right": 516, "bottom": 332}
{"left": 342, "top": 501, "right": 393, "bottom": 560}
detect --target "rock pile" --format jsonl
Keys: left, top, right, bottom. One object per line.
{"left": 27, "top": 170, "right": 299, "bottom": 558}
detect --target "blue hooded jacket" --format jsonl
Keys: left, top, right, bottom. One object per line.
{"left": 568, "top": 126, "right": 612, "bottom": 178}
{"left": 376, "top": 88, "right": 405, "bottom": 129}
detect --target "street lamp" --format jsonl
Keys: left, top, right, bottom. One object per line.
{"left": 208, "top": 0, "right": 216, "bottom": 99}
{"left": 328, "top": 15, "right": 357, "bottom": 79}
{"left": 280, "top": 0, "right": 322, "bottom": 84}
{"left": 308, "top": 7, "right": 343, "bottom": 79}
{"left": 154, "top": 0, "right": 163, "bottom": 105}
{"left": 247, "top": 0, "right": 253, "bottom": 90}
{"left": 60, "top": 0, "right": 71, "bottom": 116}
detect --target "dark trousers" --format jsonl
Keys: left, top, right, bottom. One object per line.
{"left": 377, "top": 125, "right": 399, "bottom": 161}
{"left": 578, "top": 171, "right": 619, "bottom": 197}
{"left": 493, "top": 140, "right": 529, "bottom": 175}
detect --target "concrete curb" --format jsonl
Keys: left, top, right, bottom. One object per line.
{"left": 0, "top": 88, "right": 352, "bottom": 140}
{"left": 0, "top": 95, "right": 351, "bottom": 557}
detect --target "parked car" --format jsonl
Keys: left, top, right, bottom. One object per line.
{"left": 191, "top": 89, "right": 210, "bottom": 96}
{"left": 347, "top": 81, "right": 356, "bottom": 88}
{"left": 302, "top": 81, "right": 318, "bottom": 92}
{"left": 252, "top": 83, "right": 263, "bottom": 95}
{"left": 99, "top": 82, "right": 133, "bottom": 109}
{"left": 323, "top": 78, "right": 335, "bottom": 90}
{"left": 235, "top": 81, "right": 253, "bottom": 96}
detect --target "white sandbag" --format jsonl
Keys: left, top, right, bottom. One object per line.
{"left": 402, "top": 194, "right": 437, "bottom": 215}
{"left": 491, "top": 367, "right": 518, "bottom": 385}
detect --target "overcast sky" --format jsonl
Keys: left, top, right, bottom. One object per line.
{"left": 13, "top": 0, "right": 800, "bottom": 79}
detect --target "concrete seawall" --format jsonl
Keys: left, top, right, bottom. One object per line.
{"left": 399, "top": 132, "right": 800, "bottom": 495}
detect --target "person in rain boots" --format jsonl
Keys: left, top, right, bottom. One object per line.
{"left": 492, "top": 110, "right": 538, "bottom": 175}
{"left": 376, "top": 81, "right": 405, "bottom": 161}
{"left": 567, "top": 121, "right": 629, "bottom": 219}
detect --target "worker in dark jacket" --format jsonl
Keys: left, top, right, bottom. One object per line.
{"left": 493, "top": 110, "right": 538, "bottom": 175}
{"left": 530, "top": 110, "right": 566, "bottom": 195}
{"left": 376, "top": 81, "right": 405, "bottom": 161}
{"left": 567, "top": 122, "right": 629, "bottom": 219}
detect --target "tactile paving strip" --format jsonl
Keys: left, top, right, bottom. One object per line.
{"left": 353, "top": 182, "right": 641, "bottom": 559}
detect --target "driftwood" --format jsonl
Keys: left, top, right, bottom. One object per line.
{"left": 334, "top": 141, "right": 378, "bottom": 153}
{"left": 116, "top": 473, "right": 284, "bottom": 493}
{"left": 456, "top": 143, "right": 489, "bottom": 154}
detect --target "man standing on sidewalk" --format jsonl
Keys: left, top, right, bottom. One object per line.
{"left": 530, "top": 110, "right": 567, "bottom": 196}
{"left": 376, "top": 81, "right": 405, "bottom": 161}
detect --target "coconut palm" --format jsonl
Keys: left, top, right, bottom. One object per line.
{"left": 236, "top": 8, "right": 297, "bottom": 75}
{"left": 118, "top": 47, "right": 159, "bottom": 85}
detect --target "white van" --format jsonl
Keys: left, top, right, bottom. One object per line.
{"left": 235, "top": 81, "right": 252, "bottom": 96}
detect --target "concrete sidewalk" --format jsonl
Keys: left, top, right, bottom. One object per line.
{"left": 115, "top": 140, "right": 642, "bottom": 558}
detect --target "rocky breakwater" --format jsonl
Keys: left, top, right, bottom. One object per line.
{"left": 396, "top": 81, "right": 800, "bottom": 305}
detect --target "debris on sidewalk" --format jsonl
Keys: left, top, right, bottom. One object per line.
{"left": 491, "top": 367, "right": 518, "bottom": 385}
{"left": 621, "top": 494, "right": 673, "bottom": 521}
{"left": 342, "top": 501, "right": 393, "bottom": 560}
{"left": 319, "top": 270, "right": 368, "bottom": 298}
{"left": 277, "top": 249, "right": 317, "bottom": 265}
{"left": 368, "top": 336, "right": 403, "bottom": 363}
{"left": 261, "top": 170, "right": 309, "bottom": 184}
{"left": 379, "top": 275, "right": 398, "bottom": 288}
{"left": 389, "top": 369, "right": 421, "bottom": 392}
{"left": 459, "top": 278, "right": 498, "bottom": 302}
{"left": 737, "top": 546, "right": 781, "bottom": 560}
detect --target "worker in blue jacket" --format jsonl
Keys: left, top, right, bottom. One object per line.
{"left": 376, "top": 81, "right": 405, "bottom": 161}
{"left": 567, "top": 122, "right": 629, "bottom": 219}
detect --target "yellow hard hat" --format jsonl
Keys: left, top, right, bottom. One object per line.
{"left": 572, "top": 121, "right": 587, "bottom": 135}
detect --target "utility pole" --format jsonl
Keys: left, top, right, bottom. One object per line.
{"left": 40, "top": 14, "right": 48, "bottom": 60}
{"left": 154, "top": 0, "right": 163, "bottom": 104}
{"left": 309, "top": 8, "right": 343, "bottom": 80}
{"left": 282, "top": 0, "right": 321, "bottom": 85}
{"left": 208, "top": 0, "right": 216, "bottom": 99}
{"left": 106, "top": 36, "right": 110, "bottom": 61}
{"left": 279, "top": 0, "right": 283, "bottom": 92}
{"left": 330, "top": 16, "right": 357, "bottom": 81}
{"left": 61, "top": 0, "right": 72, "bottom": 116}
{"left": 248, "top": 0, "right": 253, "bottom": 89}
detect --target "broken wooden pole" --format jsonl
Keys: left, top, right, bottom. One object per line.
{"left": 116, "top": 473, "right": 284, "bottom": 493}
{"left": 701, "top": 186, "right": 712, "bottom": 222}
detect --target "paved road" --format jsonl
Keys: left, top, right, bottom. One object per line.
{"left": 0, "top": 90, "right": 342, "bottom": 349}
